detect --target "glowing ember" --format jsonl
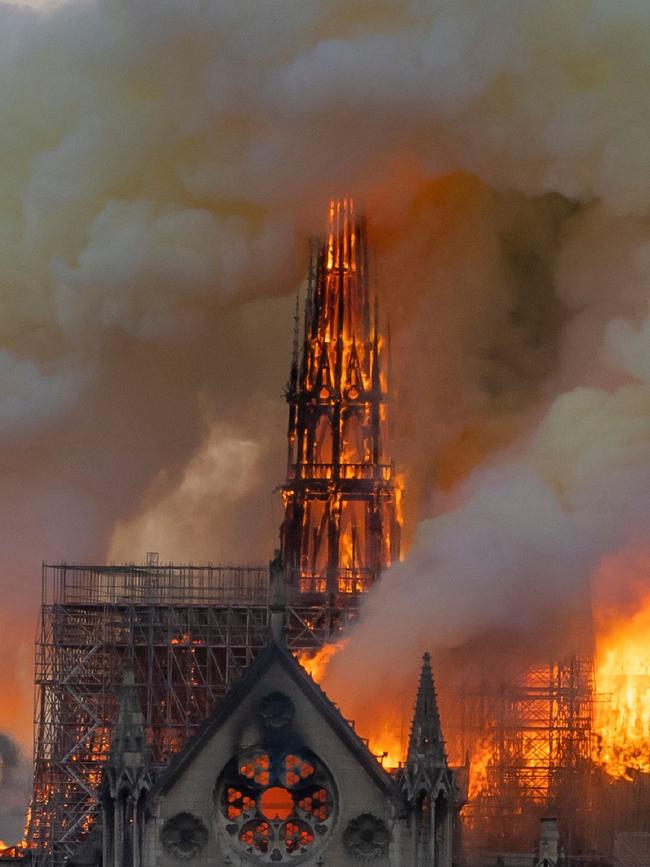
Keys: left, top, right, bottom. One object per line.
{"left": 594, "top": 596, "right": 650, "bottom": 779}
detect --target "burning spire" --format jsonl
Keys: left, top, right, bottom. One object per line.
{"left": 280, "top": 198, "right": 401, "bottom": 616}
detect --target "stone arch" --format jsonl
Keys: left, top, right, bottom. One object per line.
{"left": 434, "top": 789, "right": 450, "bottom": 867}
{"left": 415, "top": 788, "right": 432, "bottom": 864}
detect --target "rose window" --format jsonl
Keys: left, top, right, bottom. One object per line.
{"left": 217, "top": 746, "right": 336, "bottom": 862}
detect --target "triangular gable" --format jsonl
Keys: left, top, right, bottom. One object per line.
{"left": 151, "top": 640, "right": 396, "bottom": 799}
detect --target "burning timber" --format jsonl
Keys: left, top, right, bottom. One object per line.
{"left": 280, "top": 198, "right": 401, "bottom": 605}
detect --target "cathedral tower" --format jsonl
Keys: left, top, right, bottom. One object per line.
{"left": 280, "top": 199, "right": 401, "bottom": 609}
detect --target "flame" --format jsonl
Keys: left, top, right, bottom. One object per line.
{"left": 0, "top": 840, "right": 29, "bottom": 858}
{"left": 170, "top": 633, "right": 206, "bottom": 646}
{"left": 594, "top": 594, "right": 650, "bottom": 778}
{"left": 363, "top": 715, "right": 405, "bottom": 770}
{"left": 326, "top": 198, "right": 356, "bottom": 274}
{"left": 467, "top": 738, "right": 493, "bottom": 799}
{"left": 296, "top": 640, "right": 348, "bottom": 681}
{"left": 296, "top": 641, "right": 404, "bottom": 768}
{"left": 394, "top": 473, "right": 405, "bottom": 550}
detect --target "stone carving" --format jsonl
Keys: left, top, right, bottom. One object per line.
{"left": 258, "top": 692, "right": 295, "bottom": 729}
{"left": 161, "top": 813, "right": 208, "bottom": 859}
{"left": 343, "top": 813, "right": 390, "bottom": 860}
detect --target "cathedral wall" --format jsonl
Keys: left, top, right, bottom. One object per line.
{"left": 146, "top": 663, "right": 400, "bottom": 865}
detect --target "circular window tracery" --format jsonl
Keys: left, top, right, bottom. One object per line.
{"left": 216, "top": 745, "right": 336, "bottom": 863}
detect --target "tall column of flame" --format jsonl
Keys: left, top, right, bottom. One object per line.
{"left": 594, "top": 598, "right": 650, "bottom": 778}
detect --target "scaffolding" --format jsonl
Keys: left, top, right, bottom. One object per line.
{"left": 28, "top": 562, "right": 351, "bottom": 864}
{"left": 453, "top": 656, "right": 595, "bottom": 855}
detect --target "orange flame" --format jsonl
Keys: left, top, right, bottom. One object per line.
{"left": 296, "top": 641, "right": 348, "bottom": 682}
{"left": 467, "top": 738, "right": 493, "bottom": 799}
{"left": 0, "top": 839, "right": 29, "bottom": 858}
{"left": 594, "top": 594, "right": 650, "bottom": 778}
{"left": 296, "top": 641, "right": 404, "bottom": 769}
{"left": 394, "top": 473, "right": 405, "bottom": 552}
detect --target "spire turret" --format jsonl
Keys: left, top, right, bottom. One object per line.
{"left": 101, "top": 665, "right": 152, "bottom": 867}
{"left": 403, "top": 653, "right": 456, "bottom": 867}
{"left": 108, "top": 664, "right": 149, "bottom": 779}
{"left": 407, "top": 652, "right": 446, "bottom": 770}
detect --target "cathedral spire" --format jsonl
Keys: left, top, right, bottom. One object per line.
{"left": 279, "top": 199, "right": 401, "bottom": 610}
{"left": 407, "top": 652, "right": 446, "bottom": 769}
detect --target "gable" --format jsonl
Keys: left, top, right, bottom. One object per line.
{"left": 154, "top": 642, "right": 395, "bottom": 799}
{"left": 150, "top": 643, "right": 398, "bottom": 866}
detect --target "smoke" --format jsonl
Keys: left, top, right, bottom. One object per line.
{"left": 323, "top": 199, "right": 650, "bottom": 739}
{"left": 324, "top": 378, "right": 650, "bottom": 710}
{"left": 0, "top": 735, "right": 30, "bottom": 845}
{"left": 2, "top": 0, "right": 650, "bottom": 806}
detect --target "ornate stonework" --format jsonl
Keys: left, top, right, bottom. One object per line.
{"left": 343, "top": 813, "right": 390, "bottom": 861}
{"left": 161, "top": 813, "right": 208, "bottom": 859}
{"left": 258, "top": 692, "right": 295, "bottom": 730}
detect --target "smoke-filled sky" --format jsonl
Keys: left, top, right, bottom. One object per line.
{"left": 3, "top": 0, "right": 650, "bottom": 836}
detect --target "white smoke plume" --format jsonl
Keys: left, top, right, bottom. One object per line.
{"left": 2, "top": 0, "right": 650, "bottom": 828}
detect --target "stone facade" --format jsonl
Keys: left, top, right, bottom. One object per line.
{"left": 97, "top": 642, "right": 459, "bottom": 867}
